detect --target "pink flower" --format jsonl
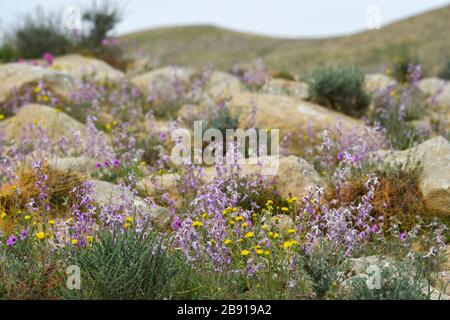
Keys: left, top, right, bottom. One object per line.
{"left": 399, "top": 232, "right": 408, "bottom": 241}
{"left": 43, "top": 52, "right": 54, "bottom": 66}
{"left": 7, "top": 235, "right": 17, "bottom": 246}
{"left": 371, "top": 224, "right": 378, "bottom": 233}
{"left": 112, "top": 159, "right": 121, "bottom": 168}
{"left": 171, "top": 216, "right": 181, "bottom": 231}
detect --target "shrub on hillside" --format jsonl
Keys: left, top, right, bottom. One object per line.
{"left": 308, "top": 66, "right": 370, "bottom": 117}
{"left": 3, "top": 1, "right": 127, "bottom": 69}
{"left": 10, "top": 8, "right": 72, "bottom": 59}
{"left": 438, "top": 59, "right": 450, "bottom": 80}
{"left": 389, "top": 48, "right": 420, "bottom": 83}
{"left": 0, "top": 44, "right": 18, "bottom": 63}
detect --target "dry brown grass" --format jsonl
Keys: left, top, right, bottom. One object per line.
{"left": 0, "top": 163, "right": 86, "bottom": 233}
{"left": 329, "top": 169, "right": 431, "bottom": 232}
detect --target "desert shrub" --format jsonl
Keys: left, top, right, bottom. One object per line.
{"left": 389, "top": 48, "right": 420, "bottom": 83}
{"left": 205, "top": 104, "right": 241, "bottom": 135}
{"left": 78, "top": 1, "right": 128, "bottom": 70}
{"left": 370, "top": 64, "right": 427, "bottom": 150}
{"left": 9, "top": 7, "right": 72, "bottom": 59}
{"left": 298, "top": 240, "right": 347, "bottom": 299}
{"left": 438, "top": 59, "right": 450, "bottom": 80}
{"left": 5, "top": 2, "right": 126, "bottom": 68}
{"left": 60, "top": 226, "right": 175, "bottom": 299}
{"left": 349, "top": 259, "right": 431, "bottom": 300}
{"left": 308, "top": 66, "right": 370, "bottom": 117}
{"left": 0, "top": 44, "right": 17, "bottom": 63}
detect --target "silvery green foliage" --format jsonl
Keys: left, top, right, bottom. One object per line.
{"left": 348, "top": 259, "right": 431, "bottom": 300}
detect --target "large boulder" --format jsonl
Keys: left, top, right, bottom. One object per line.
{"left": 206, "top": 71, "right": 247, "bottom": 99}
{"left": 0, "top": 63, "right": 73, "bottom": 104}
{"left": 417, "top": 77, "right": 450, "bottom": 109}
{"left": 377, "top": 136, "right": 450, "bottom": 216}
{"left": 261, "top": 79, "right": 310, "bottom": 99}
{"left": 138, "top": 156, "right": 325, "bottom": 204}
{"left": 364, "top": 73, "right": 397, "bottom": 94}
{"left": 53, "top": 54, "right": 124, "bottom": 82}
{"left": 227, "top": 93, "right": 366, "bottom": 154}
{"left": 47, "top": 156, "right": 99, "bottom": 176}
{"left": 91, "top": 180, "right": 170, "bottom": 230}
{"left": 130, "top": 66, "right": 193, "bottom": 97}
{"left": 0, "top": 104, "right": 86, "bottom": 141}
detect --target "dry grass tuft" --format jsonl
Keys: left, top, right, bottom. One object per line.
{"left": 0, "top": 163, "right": 86, "bottom": 232}
{"left": 329, "top": 168, "right": 431, "bottom": 232}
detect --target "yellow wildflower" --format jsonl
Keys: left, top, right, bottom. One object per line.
{"left": 287, "top": 229, "right": 296, "bottom": 234}
{"left": 42, "top": 95, "right": 49, "bottom": 102}
{"left": 235, "top": 216, "right": 244, "bottom": 222}
{"left": 241, "top": 250, "right": 250, "bottom": 256}
{"left": 71, "top": 239, "right": 78, "bottom": 246}
{"left": 24, "top": 215, "right": 31, "bottom": 221}
{"left": 224, "top": 239, "right": 232, "bottom": 245}
{"left": 229, "top": 220, "right": 235, "bottom": 226}
{"left": 287, "top": 197, "right": 298, "bottom": 203}
{"left": 125, "top": 216, "right": 133, "bottom": 224}
{"left": 124, "top": 223, "right": 131, "bottom": 229}
{"left": 268, "top": 231, "right": 274, "bottom": 237}
{"left": 36, "top": 232, "right": 45, "bottom": 240}
{"left": 192, "top": 221, "right": 203, "bottom": 228}
{"left": 262, "top": 225, "right": 268, "bottom": 231}
{"left": 273, "top": 233, "right": 280, "bottom": 239}
{"left": 202, "top": 212, "right": 208, "bottom": 219}
{"left": 1, "top": 211, "right": 7, "bottom": 219}
{"left": 87, "top": 236, "right": 94, "bottom": 243}
{"left": 256, "top": 249, "right": 264, "bottom": 255}
{"left": 244, "top": 232, "right": 254, "bottom": 238}
{"left": 0, "top": 114, "right": 4, "bottom": 121}
{"left": 264, "top": 250, "right": 270, "bottom": 256}
{"left": 49, "top": 219, "right": 55, "bottom": 226}
{"left": 241, "top": 222, "right": 248, "bottom": 228}
{"left": 283, "top": 241, "right": 293, "bottom": 249}
{"left": 34, "top": 87, "right": 41, "bottom": 93}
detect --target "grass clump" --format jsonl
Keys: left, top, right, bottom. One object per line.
{"left": 438, "top": 59, "right": 450, "bottom": 80}
{"left": 59, "top": 226, "right": 176, "bottom": 300}
{"left": 308, "top": 66, "right": 370, "bottom": 117}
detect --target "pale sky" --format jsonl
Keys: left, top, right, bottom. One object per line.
{"left": 0, "top": 0, "right": 449, "bottom": 38}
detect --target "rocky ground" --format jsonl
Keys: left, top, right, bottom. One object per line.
{"left": 0, "top": 54, "right": 449, "bottom": 300}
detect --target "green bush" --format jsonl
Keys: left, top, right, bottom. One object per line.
{"left": 10, "top": 8, "right": 72, "bottom": 59}
{"left": 4, "top": 1, "right": 125, "bottom": 67}
{"left": 390, "top": 48, "right": 420, "bottom": 83}
{"left": 438, "top": 59, "right": 450, "bottom": 80}
{"left": 80, "top": 1, "right": 123, "bottom": 50}
{"left": 298, "top": 240, "right": 347, "bottom": 299}
{"left": 0, "top": 44, "right": 18, "bottom": 63}
{"left": 308, "top": 66, "right": 370, "bottom": 117}
{"left": 60, "top": 227, "right": 176, "bottom": 300}
{"left": 349, "top": 259, "right": 431, "bottom": 300}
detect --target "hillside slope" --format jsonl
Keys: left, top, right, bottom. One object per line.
{"left": 123, "top": 5, "right": 450, "bottom": 76}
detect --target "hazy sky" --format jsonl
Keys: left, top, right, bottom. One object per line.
{"left": 1, "top": 0, "right": 449, "bottom": 38}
